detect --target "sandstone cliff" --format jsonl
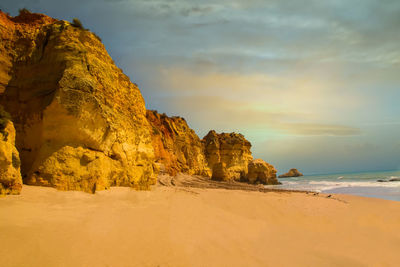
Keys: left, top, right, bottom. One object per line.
{"left": 202, "top": 131, "right": 279, "bottom": 185}
{"left": 0, "top": 10, "right": 281, "bottom": 192}
{"left": 279, "top": 168, "right": 303, "bottom": 178}
{"left": 146, "top": 110, "right": 211, "bottom": 177}
{"left": 203, "top": 130, "right": 253, "bottom": 181}
{"left": 0, "top": 107, "right": 22, "bottom": 195}
{"left": 0, "top": 10, "right": 156, "bottom": 192}
{"left": 247, "top": 159, "right": 279, "bottom": 185}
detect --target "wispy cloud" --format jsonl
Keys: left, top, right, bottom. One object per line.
{"left": 279, "top": 123, "right": 361, "bottom": 136}
{"left": 150, "top": 93, "right": 362, "bottom": 138}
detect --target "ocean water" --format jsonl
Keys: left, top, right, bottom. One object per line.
{"left": 266, "top": 170, "right": 400, "bottom": 201}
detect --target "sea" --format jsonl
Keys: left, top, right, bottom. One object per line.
{"left": 267, "top": 170, "right": 400, "bottom": 201}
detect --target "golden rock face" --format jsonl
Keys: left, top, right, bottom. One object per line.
{"left": 0, "top": 11, "right": 156, "bottom": 192}
{"left": 0, "top": 11, "right": 280, "bottom": 192}
{"left": 0, "top": 121, "right": 23, "bottom": 195}
{"left": 202, "top": 132, "right": 279, "bottom": 185}
{"left": 246, "top": 159, "right": 279, "bottom": 185}
{"left": 146, "top": 110, "right": 211, "bottom": 177}
{"left": 203, "top": 130, "right": 253, "bottom": 181}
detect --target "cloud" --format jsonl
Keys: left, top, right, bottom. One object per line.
{"left": 149, "top": 93, "right": 362, "bottom": 138}
{"left": 2, "top": 0, "right": 399, "bottom": 173}
{"left": 145, "top": 65, "right": 364, "bottom": 115}
{"left": 279, "top": 123, "right": 361, "bottom": 136}
{"left": 122, "top": 0, "right": 221, "bottom": 18}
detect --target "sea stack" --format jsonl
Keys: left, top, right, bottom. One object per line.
{"left": 279, "top": 168, "right": 304, "bottom": 178}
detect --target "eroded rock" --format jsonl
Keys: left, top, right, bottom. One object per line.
{"left": 278, "top": 168, "right": 303, "bottom": 178}
{"left": 146, "top": 110, "right": 211, "bottom": 177}
{"left": 0, "top": 116, "right": 22, "bottom": 195}
{"left": 0, "top": 10, "right": 283, "bottom": 193}
{"left": 0, "top": 11, "right": 156, "bottom": 192}
{"left": 246, "top": 159, "right": 280, "bottom": 185}
{"left": 203, "top": 130, "right": 253, "bottom": 181}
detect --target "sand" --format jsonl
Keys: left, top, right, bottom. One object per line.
{"left": 1, "top": 185, "right": 400, "bottom": 267}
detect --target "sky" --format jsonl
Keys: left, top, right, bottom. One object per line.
{"left": 2, "top": 0, "right": 400, "bottom": 174}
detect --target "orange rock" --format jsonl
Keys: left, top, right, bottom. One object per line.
{"left": 0, "top": 10, "right": 283, "bottom": 192}
{"left": 0, "top": 118, "right": 22, "bottom": 195}
{"left": 146, "top": 110, "right": 211, "bottom": 177}
{"left": 246, "top": 159, "right": 280, "bottom": 185}
{"left": 0, "top": 10, "right": 156, "bottom": 192}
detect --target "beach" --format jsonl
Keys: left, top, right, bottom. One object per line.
{"left": 1, "top": 184, "right": 400, "bottom": 267}
{"left": 0, "top": 5, "right": 399, "bottom": 267}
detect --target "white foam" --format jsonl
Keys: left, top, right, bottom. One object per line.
{"left": 278, "top": 180, "right": 400, "bottom": 192}
{"left": 310, "top": 181, "right": 399, "bottom": 187}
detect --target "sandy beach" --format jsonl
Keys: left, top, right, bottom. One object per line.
{"left": 1, "top": 184, "right": 399, "bottom": 267}
{"left": 1, "top": 4, "right": 399, "bottom": 267}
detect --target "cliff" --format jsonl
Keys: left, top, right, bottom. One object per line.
{"left": 203, "top": 130, "right": 253, "bottom": 181}
{"left": 146, "top": 110, "right": 211, "bottom": 177}
{"left": 0, "top": 108, "right": 22, "bottom": 195}
{"left": 202, "top": 131, "right": 278, "bottom": 184}
{"left": 0, "top": 10, "right": 156, "bottom": 192}
{"left": 247, "top": 159, "right": 279, "bottom": 185}
{"left": 0, "top": 10, "right": 281, "bottom": 193}
{"left": 146, "top": 112, "right": 279, "bottom": 184}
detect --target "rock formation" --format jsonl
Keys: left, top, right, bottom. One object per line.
{"left": 203, "top": 130, "right": 253, "bottom": 181}
{"left": 0, "top": 10, "right": 156, "bottom": 192}
{"left": 0, "top": 108, "right": 22, "bottom": 195}
{"left": 146, "top": 110, "right": 211, "bottom": 177}
{"left": 0, "top": 10, "right": 282, "bottom": 193}
{"left": 246, "top": 159, "right": 280, "bottom": 185}
{"left": 278, "top": 168, "right": 303, "bottom": 178}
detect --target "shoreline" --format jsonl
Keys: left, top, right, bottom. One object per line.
{"left": 275, "top": 170, "right": 400, "bottom": 201}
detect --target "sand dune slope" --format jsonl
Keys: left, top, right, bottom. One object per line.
{"left": 0, "top": 185, "right": 399, "bottom": 267}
